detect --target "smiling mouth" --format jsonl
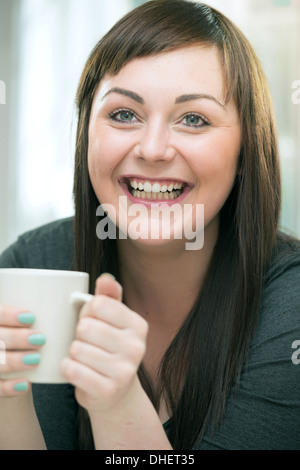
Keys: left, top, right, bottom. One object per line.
{"left": 123, "top": 177, "right": 188, "bottom": 201}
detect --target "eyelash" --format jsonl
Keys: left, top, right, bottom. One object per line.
{"left": 108, "top": 108, "right": 138, "bottom": 123}
{"left": 182, "top": 112, "right": 210, "bottom": 128}
{"left": 107, "top": 108, "right": 210, "bottom": 128}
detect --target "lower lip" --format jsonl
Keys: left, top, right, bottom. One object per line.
{"left": 119, "top": 182, "right": 191, "bottom": 207}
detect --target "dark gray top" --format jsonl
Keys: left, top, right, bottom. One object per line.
{"left": 0, "top": 218, "right": 299, "bottom": 450}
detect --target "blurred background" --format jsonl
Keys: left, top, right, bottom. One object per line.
{"left": 0, "top": 0, "right": 300, "bottom": 252}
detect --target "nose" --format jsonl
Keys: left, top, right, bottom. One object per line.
{"left": 133, "top": 118, "right": 176, "bottom": 162}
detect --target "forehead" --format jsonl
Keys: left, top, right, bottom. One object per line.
{"left": 95, "top": 45, "right": 226, "bottom": 103}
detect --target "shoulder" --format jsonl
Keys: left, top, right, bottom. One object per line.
{"left": 253, "top": 230, "right": 300, "bottom": 346}
{"left": 265, "top": 231, "right": 300, "bottom": 284}
{"left": 244, "top": 230, "right": 300, "bottom": 412}
{"left": 19, "top": 217, "right": 74, "bottom": 249}
{"left": 0, "top": 217, "right": 74, "bottom": 270}
{"left": 205, "top": 231, "right": 300, "bottom": 450}
{"left": 261, "top": 231, "right": 300, "bottom": 316}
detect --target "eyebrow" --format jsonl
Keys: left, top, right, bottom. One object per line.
{"left": 102, "top": 87, "right": 225, "bottom": 109}
{"left": 175, "top": 93, "right": 225, "bottom": 108}
{"left": 102, "top": 87, "right": 144, "bottom": 104}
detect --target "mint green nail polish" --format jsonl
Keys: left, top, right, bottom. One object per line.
{"left": 14, "top": 382, "right": 28, "bottom": 392}
{"left": 101, "top": 272, "right": 116, "bottom": 280}
{"left": 22, "top": 353, "right": 40, "bottom": 365}
{"left": 18, "top": 312, "right": 35, "bottom": 324}
{"left": 28, "top": 334, "right": 46, "bottom": 346}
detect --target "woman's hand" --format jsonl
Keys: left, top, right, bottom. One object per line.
{"left": 61, "top": 274, "right": 149, "bottom": 414}
{"left": 0, "top": 306, "right": 45, "bottom": 397}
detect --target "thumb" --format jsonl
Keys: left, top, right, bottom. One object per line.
{"left": 95, "top": 273, "right": 123, "bottom": 302}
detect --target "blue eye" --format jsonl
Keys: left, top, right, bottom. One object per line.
{"left": 109, "top": 109, "right": 137, "bottom": 123}
{"left": 182, "top": 113, "right": 208, "bottom": 128}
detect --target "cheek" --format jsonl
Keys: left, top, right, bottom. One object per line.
{"left": 188, "top": 131, "right": 240, "bottom": 224}
{"left": 87, "top": 129, "right": 116, "bottom": 207}
{"left": 88, "top": 123, "right": 135, "bottom": 179}
{"left": 88, "top": 139, "right": 100, "bottom": 181}
{"left": 191, "top": 130, "right": 240, "bottom": 185}
{"left": 88, "top": 127, "right": 118, "bottom": 182}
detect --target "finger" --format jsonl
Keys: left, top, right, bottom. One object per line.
{"left": 75, "top": 317, "right": 124, "bottom": 352}
{"left": 76, "top": 315, "right": 147, "bottom": 357}
{"left": 0, "top": 379, "right": 31, "bottom": 397}
{"left": 0, "top": 350, "right": 41, "bottom": 374}
{"left": 79, "top": 295, "right": 148, "bottom": 334}
{"left": 70, "top": 339, "right": 144, "bottom": 378}
{"left": 95, "top": 274, "right": 122, "bottom": 302}
{"left": 0, "top": 305, "right": 35, "bottom": 327}
{"left": 61, "top": 356, "right": 115, "bottom": 401}
{"left": 0, "top": 327, "right": 46, "bottom": 350}
{"left": 69, "top": 340, "right": 112, "bottom": 376}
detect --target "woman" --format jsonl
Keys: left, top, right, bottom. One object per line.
{"left": 0, "top": 0, "right": 299, "bottom": 450}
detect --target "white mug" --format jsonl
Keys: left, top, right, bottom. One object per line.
{"left": 0, "top": 268, "right": 92, "bottom": 383}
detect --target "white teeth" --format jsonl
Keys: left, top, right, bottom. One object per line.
{"left": 152, "top": 183, "right": 160, "bottom": 193}
{"left": 143, "top": 181, "right": 152, "bottom": 193}
{"left": 128, "top": 179, "right": 185, "bottom": 201}
{"left": 129, "top": 180, "right": 183, "bottom": 193}
{"left": 132, "top": 189, "right": 182, "bottom": 200}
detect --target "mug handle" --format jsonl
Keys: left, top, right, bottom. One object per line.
{"left": 70, "top": 292, "right": 94, "bottom": 308}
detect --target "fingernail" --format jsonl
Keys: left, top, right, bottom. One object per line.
{"left": 101, "top": 273, "right": 116, "bottom": 280}
{"left": 28, "top": 334, "right": 46, "bottom": 346}
{"left": 14, "top": 382, "right": 28, "bottom": 392}
{"left": 18, "top": 312, "right": 35, "bottom": 324}
{"left": 22, "top": 353, "right": 40, "bottom": 365}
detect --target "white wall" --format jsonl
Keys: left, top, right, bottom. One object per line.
{"left": 0, "top": 0, "right": 19, "bottom": 251}
{"left": 0, "top": 0, "right": 132, "bottom": 252}
{"left": 207, "top": 0, "right": 300, "bottom": 238}
{"left": 1, "top": 0, "right": 300, "bottom": 253}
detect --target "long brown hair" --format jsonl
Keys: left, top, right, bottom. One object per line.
{"left": 73, "top": 0, "right": 281, "bottom": 449}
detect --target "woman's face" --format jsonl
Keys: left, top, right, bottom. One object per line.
{"left": 88, "top": 45, "right": 241, "bottom": 248}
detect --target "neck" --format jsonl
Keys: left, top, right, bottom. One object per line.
{"left": 117, "top": 219, "right": 218, "bottom": 329}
